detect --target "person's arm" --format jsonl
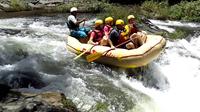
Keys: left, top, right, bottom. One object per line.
{"left": 69, "top": 15, "right": 87, "bottom": 26}
{"left": 87, "top": 32, "right": 98, "bottom": 45}
{"left": 107, "top": 38, "right": 115, "bottom": 48}
{"left": 76, "top": 18, "right": 87, "bottom": 25}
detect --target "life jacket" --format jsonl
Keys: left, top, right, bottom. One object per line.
{"left": 67, "top": 20, "right": 79, "bottom": 30}
{"left": 90, "top": 30, "right": 104, "bottom": 43}
{"left": 118, "top": 29, "right": 127, "bottom": 44}
{"left": 104, "top": 25, "right": 113, "bottom": 35}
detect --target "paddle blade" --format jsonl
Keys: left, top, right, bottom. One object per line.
{"left": 86, "top": 53, "right": 102, "bottom": 62}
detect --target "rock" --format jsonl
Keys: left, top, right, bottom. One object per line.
{"left": 0, "top": 28, "right": 21, "bottom": 35}
{"left": 39, "top": 0, "right": 64, "bottom": 5}
{"left": 0, "top": 90, "right": 78, "bottom": 112}
{"left": 0, "top": 84, "right": 11, "bottom": 101}
{"left": 29, "top": 0, "right": 40, "bottom": 5}
{"left": 0, "top": 3, "right": 11, "bottom": 11}
{"left": 28, "top": 3, "right": 45, "bottom": 9}
{"left": 0, "top": 71, "right": 46, "bottom": 89}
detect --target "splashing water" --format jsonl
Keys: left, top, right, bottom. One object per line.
{"left": 120, "top": 20, "right": 200, "bottom": 112}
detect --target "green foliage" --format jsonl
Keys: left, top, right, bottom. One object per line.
{"left": 97, "top": 4, "right": 141, "bottom": 23}
{"left": 55, "top": 0, "right": 108, "bottom": 13}
{"left": 169, "top": 0, "right": 200, "bottom": 21}
{"left": 55, "top": 4, "right": 74, "bottom": 12}
{"left": 94, "top": 102, "right": 109, "bottom": 112}
{"left": 140, "top": 0, "right": 200, "bottom": 21}
{"left": 141, "top": 0, "right": 170, "bottom": 20}
{"left": 61, "top": 95, "right": 78, "bottom": 112}
{"left": 168, "top": 29, "right": 187, "bottom": 39}
{"left": 10, "top": 0, "right": 28, "bottom": 11}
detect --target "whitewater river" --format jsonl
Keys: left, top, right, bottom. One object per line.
{"left": 0, "top": 14, "right": 200, "bottom": 112}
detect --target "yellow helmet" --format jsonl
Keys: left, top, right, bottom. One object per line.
{"left": 115, "top": 19, "right": 124, "bottom": 25}
{"left": 95, "top": 20, "right": 103, "bottom": 27}
{"left": 105, "top": 17, "right": 113, "bottom": 24}
{"left": 127, "top": 15, "right": 135, "bottom": 20}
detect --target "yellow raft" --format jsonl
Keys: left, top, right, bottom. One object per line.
{"left": 66, "top": 34, "right": 166, "bottom": 68}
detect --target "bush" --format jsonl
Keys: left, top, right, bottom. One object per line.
{"left": 169, "top": 0, "right": 200, "bottom": 21}
{"left": 10, "top": 0, "right": 28, "bottom": 11}
{"left": 55, "top": 0, "right": 108, "bottom": 13}
{"left": 97, "top": 4, "right": 141, "bottom": 24}
{"left": 168, "top": 29, "right": 187, "bottom": 39}
{"left": 141, "top": 1, "right": 170, "bottom": 20}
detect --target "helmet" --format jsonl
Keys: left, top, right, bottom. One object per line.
{"left": 105, "top": 17, "right": 113, "bottom": 24}
{"left": 70, "top": 7, "right": 78, "bottom": 12}
{"left": 127, "top": 15, "right": 135, "bottom": 20}
{"left": 95, "top": 20, "right": 103, "bottom": 27}
{"left": 115, "top": 19, "right": 124, "bottom": 25}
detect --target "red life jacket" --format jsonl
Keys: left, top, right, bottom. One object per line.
{"left": 90, "top": 30, "right": 104, "bottom": 42}
{"left": 118, "top": 34, "right": 128, "bottom": 45}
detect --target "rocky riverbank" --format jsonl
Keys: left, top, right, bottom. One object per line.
{"left": 0, "top": 0, "right": 106, "bottom": 18}
{"left": 0, "top": 0, "right": 64, "bottom": 11}
{"left": 0, "top": 84, "right": 78, "bottom": 112}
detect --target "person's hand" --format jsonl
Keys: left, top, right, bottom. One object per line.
{"left": 94, "top": 42, "right": 99, "bottom": 45}
{"left": 103, "top": 36, "right": 108, "bottom": 40}
{"left": 83, "top": 18, "right": 88, "bottom": 21}
{"left": 111, "top": 45, "right": 115, "bottom": 49}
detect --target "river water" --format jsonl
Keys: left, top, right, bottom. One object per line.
{"left": 0, "top": 14, "right": 200, "bottom": 112}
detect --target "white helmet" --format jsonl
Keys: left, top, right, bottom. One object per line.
{"left": 70, "top": 7, "right": 78, "bottom": 12}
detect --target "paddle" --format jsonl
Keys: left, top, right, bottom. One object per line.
{"left": 73, "top": 44, "right": 96, "bottom": 60}
{"left": 86, "top": 39, "right": 131, "bottom": 62}
{"left": 73, "top": 50, "right": 88, "bottom": 60}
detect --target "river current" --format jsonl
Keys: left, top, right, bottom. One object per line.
{"left": 0, "top": 15, "right": 200, "bottom": 112}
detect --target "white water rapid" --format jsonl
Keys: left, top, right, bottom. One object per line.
{"left": 121, "top": 20, "right": 200, "bottom": 112}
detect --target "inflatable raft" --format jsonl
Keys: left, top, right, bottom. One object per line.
{"left": 66, "top": 34, "right": 166, "bottom": 68}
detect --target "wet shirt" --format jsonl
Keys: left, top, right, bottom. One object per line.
{"left": 67, "top": 15, "right": 79, "bottom": 30}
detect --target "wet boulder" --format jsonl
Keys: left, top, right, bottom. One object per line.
{"left": 0, "top": 84, "right": 11, "bottom": 101}
{"left": 0, "top": 91, "right": 78, "bottom": 112}
{"left": 0, "top": 71, "right": 46, "bottom": 89}
{"left": 0, "top": 3, "right": 11, "bottom": 11}
{"left": 0, "top": 28, "right": 21, "bottom": 35}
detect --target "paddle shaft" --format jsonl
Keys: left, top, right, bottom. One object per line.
{"left": 73, "top": 50, "right": 88, "bottom": 60}
{"left": 74, "top": 44, "right": 96, "bottom": 60}
{"left": 115, "top": 39, "right": 132, "bottom": 48}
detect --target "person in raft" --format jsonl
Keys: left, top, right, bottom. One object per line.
{"left": 123, "top": 15, "right": 147, "bottom": 49}
{"left": 67, "top": 7, "right": 91, "bottom": 43}
{"left": 109, "top": 19, "right": 128, "bottom": 48}
{"left": 87, "top": 20, "right": 114, "bottom": 48}
{"left": 103, "top": 17, "right": 115, "bottom": 48}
